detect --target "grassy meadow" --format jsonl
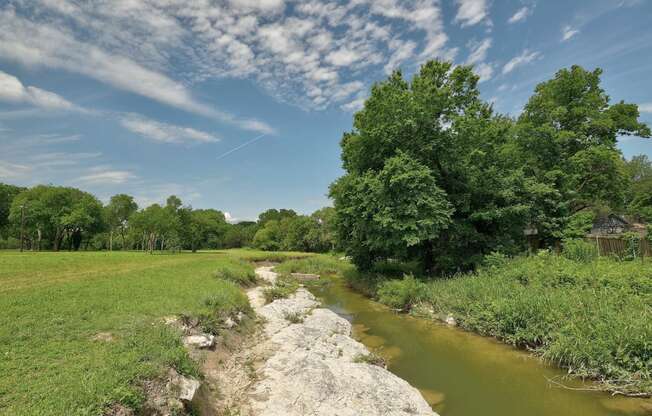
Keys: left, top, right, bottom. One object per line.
{"left": 0, "top": 249, "right": 296, "bottom": 415}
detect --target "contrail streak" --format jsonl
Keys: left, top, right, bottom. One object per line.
{"left": 215, "top": 133, "right": 268, "bottom": 161}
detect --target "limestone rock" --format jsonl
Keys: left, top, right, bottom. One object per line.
{"left": 184, "top": 334, "right": 215, "bottom": 349}
{"left": 167, "top": 370, "right": 201, "bottom": 403}
{"left": 247, "top": 267, "right": 438, "bottom": 416}
{"left": 445, "top": 314, "right": 457, "bottom": 326}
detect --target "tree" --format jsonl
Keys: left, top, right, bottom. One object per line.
{"left": 625, "top": 155, "right": 652, "bottom": 221}
{"left": 330, "top": 60, "right": 529, "bottom": 273}
{"left": 9, "top": 185, "right": 103, "bottom": 251}
{"left": 186, "top": 209, "right": 228, "bottom": 251}
{"left": 512, "top": 65, "right": 650, "bottom": 239}
{"left": 0, "top": 183, "right": 25, "bottom": 239}
{"left": 257, "top": 208, "right": 297, "bottom": 226}
{"left": 105, "top": 194, "right": 138, "bottom": 250}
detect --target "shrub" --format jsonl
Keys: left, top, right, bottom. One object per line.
{"left": 562, "top": 239, "right": 598, "bottom": 263}
{"left": 377, "top": 274, "right": 427, "bottom": 311}
{"left": 197, "top": 282, "right": 251, "bottom": 334}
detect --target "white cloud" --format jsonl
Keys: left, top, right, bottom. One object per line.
{"left": 508, "top": 7, "right": 531, "bottom": 23}
{"left": 0, "top": 160, "right": 31, "bottom": 179}
{"left": 561, "top": 25, "right": 580, "bottom": 41}
{"left": 4, "top": 0, "right": 451, "bottom": 113}
{"left": 640, "top": 103, "right": 652, "bottom": 113}
{"left": 466, "top": 38, "right": 492, "bottom": 65}
{"left": 0, "top": 8, "right": 273, "bottom": 135}
{"left": 341, "top": 97, "right": 366, "bottom": 112}
{"left": 474, "top": 62, "right": 494, "bottom": 83}
{"left": 502, "top": 49, "right": 542, "bottom": 74}
{"left": 454, "top": 0, "right": 489, "bottom": 27}
{"left": 119, "top": 114, "right": 219, "bottom": 144}
{"left": 78, "top": 169, "right": 136, "bottom": 185}
{"left": 0, "top": 70, "right": 78, "bottom": 111}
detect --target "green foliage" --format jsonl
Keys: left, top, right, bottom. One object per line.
{"left": 274, "top": 253, "right": 352, "bottom": 276}
{"left": 213, "top": 260, "right": 257, "bottom": 286}
{"left": 9, "top": 185, "right": 104, "bottom": 251}
{"left": 561, "top": 239, "right": 598, "bottom": 263}
{"left": 252, "top": 208, "right": 337, "bottom": 253}
{"left": 0, "top": 183, "right": 24, "bottom": 238}
{"left": 0, "top": 251, "right": 252, "bottom": 414}
{"left": 622, "top": 231, "right": 643, "bottom": 261}
{"left": 262, "top": 276, "right": 300, "bottom": 303}
{"left": 198, "top": 283, "right": 252, "bottom": 334}
{"left": 330, "top": 60, "right": 536, "bottom": 273}
{"left": 376, "top": 274, "right": 427, "bottom": 311}
{"left": 562, "top": 211, "right": 595, "bottom": 239}
{"left": 417, "top": 255, "right": 652, "bottom": 393}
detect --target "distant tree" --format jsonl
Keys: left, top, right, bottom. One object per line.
{"left": 0, "top": 183, "right": 25, "bottom": 239}
{"left": 186, "top": 209, "right": 228, "bottom": 251}
{"left": 105, "top": 194, "right": 138, "bottom": 250}
{"left": 253, "top": 219, "right": 283, "bottom": 251}
{"left": 624, "top": 155, "right": 652, "bottom": 221}
{"left": 9, "top": 185, "right": 103, "bottom": 251}
{"left": 257, "top": 208, "right": 297, "bottom": 225}
{"left": 223, "top": 221, "right": 258, "bottom": 248}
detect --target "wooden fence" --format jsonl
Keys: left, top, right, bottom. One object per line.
{"left": 584, "top": 236, "right": 652, "bottom": 258}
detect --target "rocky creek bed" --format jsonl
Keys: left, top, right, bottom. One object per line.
{"left": 243, "top": 266, "right": 437, "bottom": 416}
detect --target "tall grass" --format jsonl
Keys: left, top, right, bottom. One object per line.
{"left": 348, "top": 252, "right": 652, "bottom": 394}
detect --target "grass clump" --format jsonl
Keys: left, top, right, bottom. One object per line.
{"left": 262, "top": 276, "right": 300, "bottom": 303}
{"left": 282, "top": 311, "right": 305, "bottom": 324}
{"left": 376, "top": 274, "right": 427, "bottom": 312}
{"left": 274, "top": 254, "right": 352, "bottom": 276}
{"left": 562, "top": 239, "right": 598, "bottom": 263}
{"left": 213, "top": 259, "right": 257, "bottom": 286}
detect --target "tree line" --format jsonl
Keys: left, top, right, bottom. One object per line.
{"left": 0, "top": 184, "right": 336, "bottom": 253}
{"left": 329, "top": 61, "right": 652, "bottom": 274}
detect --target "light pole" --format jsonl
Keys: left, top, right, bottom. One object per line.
{"left": 19, "top": 204, "right": 25, "bottom": 252}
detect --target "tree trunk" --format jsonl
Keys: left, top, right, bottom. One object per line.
{"left": 109, "top": 230, "right": 113, "bottom": 251}
{"left": 36, "top": 228, "right": 42, "bottom": 252}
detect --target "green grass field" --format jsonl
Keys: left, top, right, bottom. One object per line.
{"left": 0, "top": 249, "right": 292, "bottom": 416}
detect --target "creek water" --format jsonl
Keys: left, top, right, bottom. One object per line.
{"left": 308, "top": 276, "right": 651, "bottom": 416}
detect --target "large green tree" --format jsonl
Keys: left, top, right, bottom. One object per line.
{"left": 331, "top": 60, "right": 528, "bottom": 273}
{"left": 512, "top": 65, "right": 650, "bottom": 239}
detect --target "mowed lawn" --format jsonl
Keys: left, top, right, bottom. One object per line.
{"left": 0, "top": 250, "right": 256, "bottom": 415}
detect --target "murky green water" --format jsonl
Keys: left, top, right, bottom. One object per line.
{"left": 309, "top": 277, "right": 652, "bottom": 416}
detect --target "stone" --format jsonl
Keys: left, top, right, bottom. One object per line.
{"left": 444, "top": 314, "right": 457, "bottom": 326}
{"left": 246, "top": 267, "right": 438, "bottom": 416}
{"left": 184, "top": 334, "right": 215, "bottom": 349}
{"left": 224, "top": 317, "right": 236, "bottom": 329}
{"left": 167, "top": 370, "right": 201, "bottom": 403}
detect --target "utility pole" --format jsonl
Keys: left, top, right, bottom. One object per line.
{"left": 19, "top": 204, "right": 25, "bottom": 252}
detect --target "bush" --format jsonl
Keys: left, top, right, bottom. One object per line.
{"left": 0, "top": 237, "right": 20, "bottom": 249}
{"left": 561, "top": 239, "right": 598, "bottom": 263}
{"left": 197, "top": 282, "right": 251, "bottom": 334}
{"left": 214, "top": 260, "right": 257, "bottom": 286}
{"left": 377, "top": 274, "right": 427, "bottom": 311}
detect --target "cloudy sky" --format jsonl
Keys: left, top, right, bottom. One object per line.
{"left": 1, "top": 0, "right": 651, "bottom": 221}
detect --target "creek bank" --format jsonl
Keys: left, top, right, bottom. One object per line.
{"left": 245, "top": 266, "right": 437, "bottom": 416}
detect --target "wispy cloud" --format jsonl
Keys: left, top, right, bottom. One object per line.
{"left": 77, "top": 169, "right": 136, "bottom": 185}
{"left": 502, "top": 49, "right": 542, "bottom": 75}
{"left": 561, "top": 25, "right": 580, "bottom": 41}
{"left": 639, "top": 103, "right": 652, "bottom": 113}
{"left": 508, "top": 6, "right": 531, "bottom": 24}
{"left": 0, "top": 70, "right": 81, "bottom": 112}
{"left": 120, "top": 114, "right": 219, "bottom": 144}
{"left": 0, "top": 160, "right": 31, "bottom": 179}
{"left": 0, "top": 8, "right": 273, "bottom": 134}
{"left": 454, "top": 0, "right": 490, "bottom": 27}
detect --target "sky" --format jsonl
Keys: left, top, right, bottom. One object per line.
{"left": 0, "top": 0, "right": 651, "bottom": 222}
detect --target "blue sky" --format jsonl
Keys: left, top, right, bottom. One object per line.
{"left": 0, "top": 0, "right": 651, "bottom": 221}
